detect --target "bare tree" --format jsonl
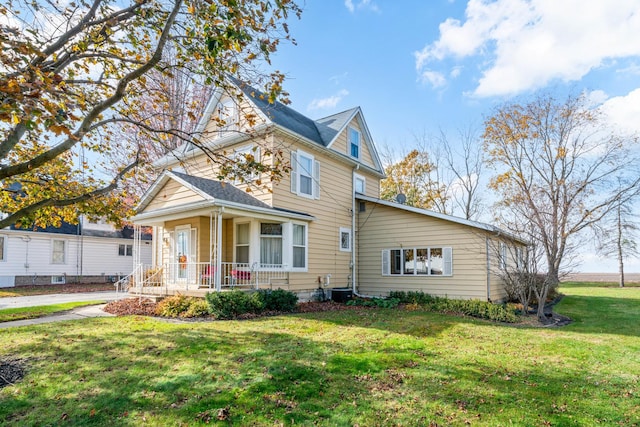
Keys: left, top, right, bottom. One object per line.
{"left": 594, "top": 196, "right": 640, "bottom": 287}
{"left": 483, "top": 92, "right": 640, "bottom": 288}
{"left": 438, "top": 126, "right": 485, "bottom": 220}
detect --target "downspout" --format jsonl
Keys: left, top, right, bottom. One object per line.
{"left": 485, "top": 237, "right": 491, "bottom": 302}
{"left": 351, "top": 166, "right": 375, "bottom": 298}
{"left": 352, "top": 167, "right": 357, "bottom": 296}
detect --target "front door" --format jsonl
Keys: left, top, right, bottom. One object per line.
{"left": 175, "top": 226, "right": 197, "bottom": 283}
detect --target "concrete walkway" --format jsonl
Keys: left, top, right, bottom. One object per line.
{"left": 0, "top": 292, "right": 120, "bottom": 329}
{"left": 0, "top": 304, "right": 115, "bottom": 329}
{"left": 0, "top": 291, "right": 119, "bottom": 309}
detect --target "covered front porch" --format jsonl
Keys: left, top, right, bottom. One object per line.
{"left": 128, "top": 171, "right": 314, "bottom": 297}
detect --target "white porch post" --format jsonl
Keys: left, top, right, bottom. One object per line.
{"left": 133, "top": 225, "right": 143, "bottom": 290}
{"left": 216, "top": 208, "right": 224, "bottom": 291}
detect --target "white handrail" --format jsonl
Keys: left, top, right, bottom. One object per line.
{"left": 114, "top": 263, "right": 143, "bottom": 299}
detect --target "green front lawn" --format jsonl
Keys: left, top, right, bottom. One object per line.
{"left": 0, "top": 301, "right": 105, "bottom": 323}
{"left": 1, "top": 284, "right": 638, "bottom": 426}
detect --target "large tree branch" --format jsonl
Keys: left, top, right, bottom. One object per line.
{"left": 0, "top": 157, "right": 139, "bottom": 229}
{"left": 0, "top": 0, "right": 183, "bottom": 181}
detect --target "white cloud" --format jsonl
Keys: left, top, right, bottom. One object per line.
{"left": 415, "top": 0, "right": 640, "bottom": 97}
{"left": 419, "top": 70, "right": 447, "bottom": 88}
{"left": 345, "top": 0, "right": 380, "bottom": 14}
{"left": 599, "top": 88, "right": 640, "bottom": 135}
{"left": 308, "top": 89, "right": 350, "bottom": 111}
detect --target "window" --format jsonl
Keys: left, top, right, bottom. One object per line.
{"left": 260, "top": 223, "right": 282, "bottom": 266}
{"left": 382, "top": 247, "right": 452, "bottom": 276}
{"left": 354, "top": 173, "right": 366, "bottom": 194}
{"left": 235, "top": 223, "right": 250, "bottom": 263}
{"left": 231, "top": 145, "right": 261, "bottom": 184}
{"left": 349, "top": 127, "right": 361, "bottom": 159}
{"left": 339, "top": 227, "right": 351, "bottom": 252}
{"left": 499, "top": 242, "right": 507, "bottom": 269}
{"left": 118, "top": 244, "right": 133, "bottom": 256}
{"left": 51, "top": 239, "right": 66, "bottom": 264}
{"left": 0, "top": 235, "right": 5, "bottom": 261}
{"left": 291, "top": 150, "right": 320, "bottom": 199}
{"left": 292, "top": 224, "right": 307, "bottom": 269}
{"left": 51, "top": 275, "right": 66, "bottom": 284}
{"left": 216, "top": 98, "right": 237, "bottom": 137}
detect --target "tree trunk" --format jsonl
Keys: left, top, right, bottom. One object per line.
{"left": 616, "top": 203, "right": 625, "bottom": 288}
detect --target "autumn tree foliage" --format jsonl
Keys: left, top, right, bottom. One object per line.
{"left": 0, "top": 0, "right": 300, "bottom": 229}
{"left": 483, "top": 93, "right": 640, "bottom": 289}
{"left": 380, "top": 149, "right": 448, "bottom": 210}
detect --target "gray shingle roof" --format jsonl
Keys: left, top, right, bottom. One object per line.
{"left": 170, "top": 171, "right": 272, "bottom": 209}
{"left": 315, "top": 108, "right": 359, "bottom": 145}
{"left": 233, "top": 80, "right": 326, "bottom": 145}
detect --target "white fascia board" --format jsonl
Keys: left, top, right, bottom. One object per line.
{"left": 274, "top": 125, "right": 386, "bottom": 179}
{"left": 153, "top": 123, "right": 273, "bottom": 171}
{"left": 132, "top": 199, "right": 314, "bottom": 225}
{"left": 324, "top": 108, "right": 359, "bottom": 149}
{"left": 355, "top": 194, "right": 529, "bottom": 245}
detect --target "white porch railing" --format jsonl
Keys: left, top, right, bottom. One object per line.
{"left": 128, "top": 262, "right": 289, "bottom": 294}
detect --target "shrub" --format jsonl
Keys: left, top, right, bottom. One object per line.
{"left": 390, "top": 290, "right": 519, "bottom": 323}
{"left": 346, "top": 297, "right": 400, "bottom": 308}
{"left": 156, "top": 294, "right": 211, "bottom": 318}
{"left": 205, "top": 290, "right": 264, "bottom": 319}
{"left": 181, "top": 299, "right": 212, "bottom": 318}
{"left": 257, "top": 289, "right": 298, "bottom": 312}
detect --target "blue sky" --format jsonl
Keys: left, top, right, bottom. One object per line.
{"left": 274, "top": 0, "right": 640, "bottom": 148}
{"left": 272, "top": 0, "right": 640, "bottom": 273}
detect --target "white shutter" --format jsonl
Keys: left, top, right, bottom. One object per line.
{"left": 313, "top": 160, "right": 320, "bottom": 199}
{"left": 290, "top": 151, "right": 298, "bottom": 194}
{"left": 443, "top": 247, "right": 453, "bottom": 276}
{"left": 382, "top": 250, "right": 390, "bottom": 275}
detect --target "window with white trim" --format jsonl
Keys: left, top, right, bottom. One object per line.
{"left": 339, "top": 227, "right": 351, "bottom": 252}
{"left": 260, "top": 223, "right": 283, "bottom": 266}
{"left": 290, "top": 150, "right": 320, "bottom": 199}
{"left": 51, "top": 275, "right": 66, "bottom": 284}
{"left": 292, "top": 223, "right": 307, "bottom": 269}
{"left": 118, "top": 244, "right": 133, "bottom": 256}
{"left": 235, "top": 223, "right": 250, "bottom": 263}
{"left": 348, "top": 127, "right": 361, "bottom": 159}
{"left": 382, "top": 247, "right": 452, "bottom": 276}
{"left": 231, "top": 145, "right": 261, "bottom": 184}
{"left": 499, "top": 242, "right": 507, "bottom": 269}
{"left": 51, "top": 239, "right": 66, "bottom": 264}
{"left": 216, "top": 98, "right": 238, "bottom": 137}
{"left": 354, "top": 173, "right": 366, "bottom": 194}
{"left": 0, "top": 235, "right": 5, "bottom": 261}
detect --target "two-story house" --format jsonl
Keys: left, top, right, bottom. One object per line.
{"left": 130, "top": 80, "right": 526, "bottom": 302}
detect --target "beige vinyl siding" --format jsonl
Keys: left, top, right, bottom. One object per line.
{"left": 330, "top": 118, "right": 376, "bottom": 170}
{"left": 356, "top": 202, "right": 491, "bottom": 300}
{"left": 272, "top": 135, "right": 355, "bottom": 293}
{"left": 164, "top": 216, "right": 211, "bottom": 263}
{"left": 142, "top": 180, "right": 204, "bottom": 213}
{"left": 179, "top": 137, "right": 275, "bottom": 206}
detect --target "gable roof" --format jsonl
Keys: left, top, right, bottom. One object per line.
{"left": 232, "top": 80, "right": 325, "bottom": 145}
{"left": 314, "top": 107, "right": 359, "bottom": 146}
{"left": 355, "top": 194, "right": 529, "bottom": 245}
{"left": 135, "top": 171, "right": 315, "bottom": 222}
{"left": 170, "top": 171, "right": 272, "bottom": 209}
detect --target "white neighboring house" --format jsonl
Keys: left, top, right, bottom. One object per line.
{"left": 0, "top": 217, "right": 152, "bottom": 288}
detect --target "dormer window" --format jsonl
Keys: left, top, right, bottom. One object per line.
{"left": 349, "top": 127, "right": 361, "bottom": 159}
{"left": 217, "top": 98, "right": 237, "bottom": 137}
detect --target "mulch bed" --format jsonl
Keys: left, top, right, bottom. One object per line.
{"left": 0, "top": 358, "right": 25, "bottom": 389}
